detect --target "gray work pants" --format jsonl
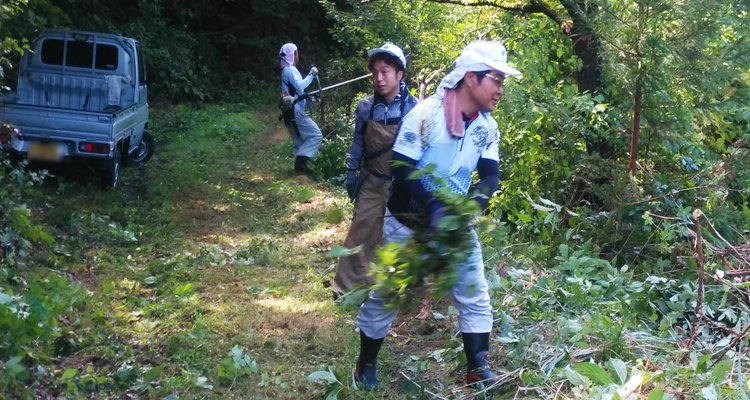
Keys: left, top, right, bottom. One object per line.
{"left": 287, "top": 104, "right": 322, "bottom": 158}
{"left": 355, "top": 209, "right": 493, "bottom": 339}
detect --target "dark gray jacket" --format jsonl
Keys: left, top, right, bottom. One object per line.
{"left": 346, "top": 86, "right": 419, "bottom": 171}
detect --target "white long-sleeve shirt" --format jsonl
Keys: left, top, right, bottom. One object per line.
{"left": 281, "top": 66, "right": 314, "bottom": 114}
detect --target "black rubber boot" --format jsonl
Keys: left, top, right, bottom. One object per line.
{"left": 295, "top": 156, "right": 314, "bottom": 174}
{"left": 462, "top": 332, "right": 499, "bottom": 389}
{"left": 355, "top": 330, "right": 384, "bottom": 391}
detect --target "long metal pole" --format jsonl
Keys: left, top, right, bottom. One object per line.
{"left": 307, "top": 74, "right": 370, "bottom": 95}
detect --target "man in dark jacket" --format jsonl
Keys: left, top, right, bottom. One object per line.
{"left": 332, "top": 43, "right": 418, "bottom": 297}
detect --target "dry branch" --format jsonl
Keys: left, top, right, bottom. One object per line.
{"left": 686, "top": 209, "right": 706, "bottom": 348}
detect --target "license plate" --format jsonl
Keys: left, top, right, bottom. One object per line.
{"left": 28, "top": 143, "right": 63, "bottom": 162}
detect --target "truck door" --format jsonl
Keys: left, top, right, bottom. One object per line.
{"left": 135, "top": 44, "right": 147, "bottom": 106}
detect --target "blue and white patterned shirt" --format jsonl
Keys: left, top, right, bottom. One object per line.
{"left": 388, "top": 95, "right": 500, "bottom": 216}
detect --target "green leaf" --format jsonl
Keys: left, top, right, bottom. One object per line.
{"left": 539, "top": 197, "right": 559, "bottom": 209}
{"left": 564, "top": 366, "right": 585, "bottom": 386}
{"left": 531, "top": 203, "right": 555, "bottom": 212}
{"left": 195, "top": 376, "right": 213, "bottom": 390}
{"left": 701, "top": 385, "right": 718, "bottom": 400}
{"left": 407, "top": 169, "right": 426, "bottom": 180}
{"left": 162, "top": 395, "right": 179, "bottom": 400}
{"left": 173, "top": 283, "right": 194, "bottom": 296}
{"left": 325, "top": 207, "right": 344, "bottom": 224}
{"left": 117, "top": 367, "right": 137, "bottom": 382}
{"left": 573, "top": 362, "right": 615, "bottom": 386}
{"left": 329, "top": 245, "right": 362, "bottom": 258}
{"left": 5, "top": 357, "right": 27, "bottom": 380}
{"left": 61, "top": 368, "right": 79, "bottom": 380}
{"left": 515, "top": 213, "right": 533, "bottom": 222}
{"left": 647, "top": 389, "right": 664, "bottom": 400}
{"left": 263, "top": 340, "right": 277, "bottom": 350}
{"left": 696, "top": 353, "right": 712, "bottom": 373}
{"left": 607, "top": 359, "right": 627, "bottom": 384}
{"left": 403, "top": 379, "right": 422, "bottom": 394}
{"left": 144, "top": 276, "right": 157, "bottom": 285}
{"left": 339, "top": 288, "right": 370, "bottom": 307}
{"left": 296, "top": 188, "right": 314, "bottom": 202}
{"left": 231, "top": 345, "right": 243, "bottom": 362}
{"left": 711, "top": 359, "right": 732, "bottom": 382}
{"left": 143, "top": 365, "right": 164, "bottom": 382}
{"left": 559, "top": 244, "right": 569, "bottom": 260}
{"left": 0, "top": 292, "right": 12, "bottom": 304}
{"left": 307, "top": 370, "right": 338, "bottom": 384}
{"left": 456, "top": 350, "right": 466, "bottom": 365}
{"left": 275, "top": 364, "right": 288, "bottom": 374}
{"left": 432, "top": 312, "right": 446, "bottom": 320}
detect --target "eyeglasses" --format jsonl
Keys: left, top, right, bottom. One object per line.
{"left": 483, "top": 73, "right": 505, "bottom": 88}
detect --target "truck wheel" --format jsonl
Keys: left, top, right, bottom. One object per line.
{"left": 100, "top": 147, "right": 122, "bottom": 189}
{"left": 127, "top": 130, "right": 155, "bottom": 165}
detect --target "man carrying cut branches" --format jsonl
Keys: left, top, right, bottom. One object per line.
{"left": 353, "top": 41, "right": 522, "bottom": 391}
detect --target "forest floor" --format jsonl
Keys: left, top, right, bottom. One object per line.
{"left": 18, "top": 101, "right": 503, "bottom": 400}
{"left": 5, "top": 99, "right": 745, "bottom": 400}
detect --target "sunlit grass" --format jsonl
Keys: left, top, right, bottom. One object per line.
{"left": 8, "top": 100, "right": 356, "bottom": 398}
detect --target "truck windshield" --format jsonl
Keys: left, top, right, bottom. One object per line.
{"left": 40, "top": 39, "right": 119, "bottom": 71}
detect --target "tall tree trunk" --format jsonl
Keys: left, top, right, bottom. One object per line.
{"left": 557, "top": 1, "right": 615, "bottom": 157}
{"left": 559, "top": 0, "right": 601, "bottom": 95}
{"left": 628, "top": 81, "right": 642, "bottom": 175}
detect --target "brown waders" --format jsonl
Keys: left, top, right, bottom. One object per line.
{"left": 333, "top": 117, "right": 399, "bottom": 295}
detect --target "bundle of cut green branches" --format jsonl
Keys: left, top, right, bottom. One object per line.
{"left": 337, "top": 168, "right": 494, "bottom": 310}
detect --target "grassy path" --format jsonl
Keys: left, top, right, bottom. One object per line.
{"left": 17, "top": 101, "right": 470, "bottom": 399}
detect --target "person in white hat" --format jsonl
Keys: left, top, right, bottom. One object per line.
{"left": 353, "top": 41, "right": 521, "bottom": 391}
{"left": 332, "top": 43, "right": 418, "bottom": 299}
{"left": 278, "top": 42, "right": 323, "bottom": 174}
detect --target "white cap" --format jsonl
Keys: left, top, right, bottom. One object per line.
{"left": 435, "top": 41, "right": 522, "bottom": 97}
{"left": 368, "top": 43, "right": 407, "bottom": 70}
{"left": 455, "top": 41, "right": 521, "bottom": 78}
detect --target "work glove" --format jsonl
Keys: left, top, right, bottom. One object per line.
{"left": 280, "top": 94, "right": 297, "bottom": 111}
{"left": 309, "top": 66, "right": 319, "bottom": 77}
{"left": 345, "top": 171, "right": 357, "bottom": 201}
{"left": 428, "top": 201, "right": 450, "bottom": 232}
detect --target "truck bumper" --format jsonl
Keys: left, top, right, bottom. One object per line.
{"left": 4, "top": 134, "right": 115, "bottom": 161}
